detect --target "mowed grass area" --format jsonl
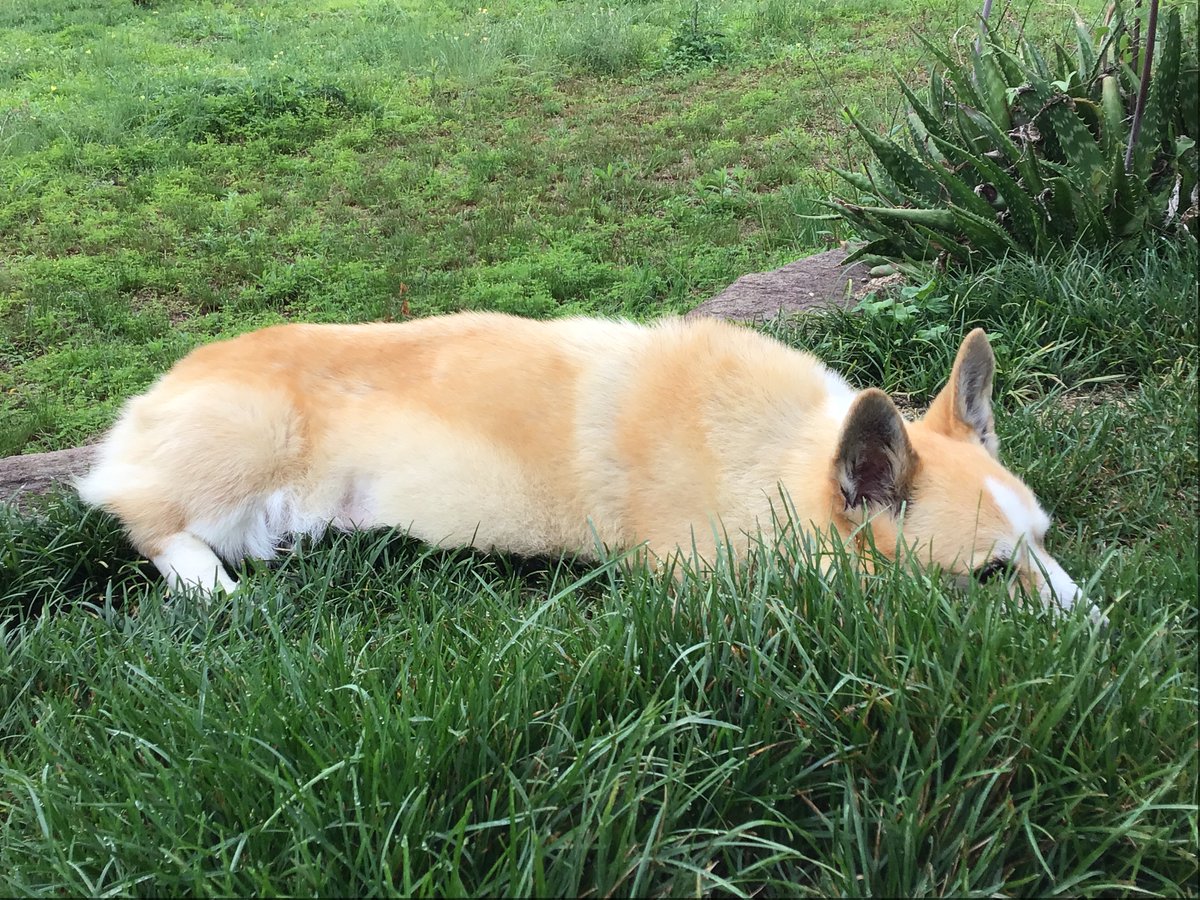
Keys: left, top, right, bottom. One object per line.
{"left": 2, "top": 247, "right": 1197, "bottom": 895}
{"left": 2, "top": 0, "right": 1094, "bottom": 453}
{"left": 2, "top": 0, "right": 1197, "bottom": 896}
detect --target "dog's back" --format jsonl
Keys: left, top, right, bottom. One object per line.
{"left": 78, "top": 312, "right": 850, "bottom": 592}
{"left": 80, "top": 312, "right": 1096, "bottom": 620}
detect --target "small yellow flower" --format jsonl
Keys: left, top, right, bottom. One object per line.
{"left": 50, "top": 84, "right": 57, "bottom": 92}
{"left": 85, "top": 49, "right": 92, "bottom": 55}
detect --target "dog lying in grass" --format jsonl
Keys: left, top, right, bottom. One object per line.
{"left": 77, "top": 312, "right": 1095, "bottom": 618}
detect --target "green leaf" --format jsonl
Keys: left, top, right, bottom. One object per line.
{"left": 972, "top": 50, "right": 1011, "bottom": 130}
{"left": 847, "top": 113, "right": 946, "bottom": 207}
{"left": 1031, "top": 88, "right": 1105, "bottom": 176}
{"left": 1074, "top": 18, "right": 1097, "bottom": 78}
{"left": 1047, "top": 172, "right": 1111, "bottom": 244}
{"left": 843, "top": 237, "right": 907, "bottom": 264}
{"left": 1042, "top": 175, "right": 1078, "bottom": 241}
{"left": 1132, "top": 8, "right": 1182, "bottom": 174}
{"left": 1053, "top": 44, "right": 1077, "bottom": 84}
{"left": 1082, "top": 18, "right": 1123, "bottom": 83}
{"left": 1100, "top": 74, "right": 1128, "bottom": 158}
{"left": 993, "top": 44, "right": 1025, "bottom": 86}
{"left": 915, "top": 32, "right": 983, "bottom": 108}
{"left": 949, "top": 206, "right": 1021, "bottom": 255}
{"left": 931, "top": 135, "right": 1047, "bottom": 253}
{"left": 961, "top": 107, "right": 1046, "bottom": 194}
{"left": 1108, "top": 151, "right": 1148, "bottom": 237}
{"left": 831, "top": 166, "right": 881, "bottom": 197}
{"left": 906, "top": 111, "right": 939, "bottom": 165}
{"left": 1021, "top": 36, "right": 1052, "bottom": 79}
{"left": 908, "top": 221, "right": 972, "bottom": 262}
{"left": 846, "top": 205, "right": 957, "bottom": 229}
{"left": 898, "top": 79, "right": 947, "bottom": 141}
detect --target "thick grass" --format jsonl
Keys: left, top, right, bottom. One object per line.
{"left": 1, "top": 0, "right": 1099, "bottom": 453}
{"left": 1, "top": 248, "right": 1196, "bottom": 896}
{"left": 2, "top": 0, "right": 1195, "bottom": 895}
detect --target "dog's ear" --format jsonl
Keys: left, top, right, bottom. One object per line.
{"left": 923, "top": 328, "right": 998, "bottom": 457}
{"left": 835, "top": 389, "right": 919, "bottom": 518}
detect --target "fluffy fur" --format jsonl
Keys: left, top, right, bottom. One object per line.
{"left": 77, "top": 312, "right": 1093, "bottom": 617}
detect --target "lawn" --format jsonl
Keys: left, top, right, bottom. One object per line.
{"left": 4, "top": 0, "right": 1093, "bottom": 453}
{"left": 1, "top": 0, "right": 1197, "bottom": 896}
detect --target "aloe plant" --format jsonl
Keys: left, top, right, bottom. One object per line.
{"left": 830, "top": 2, "right": 1198, "bottom": 269}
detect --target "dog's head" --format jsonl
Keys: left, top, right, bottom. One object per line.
{"left": 832, "top": 329, "right": 1095, "bottom": 618}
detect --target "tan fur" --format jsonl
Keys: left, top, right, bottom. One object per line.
{"left": 77, "top": 313, "right": 1091, "bottom": 616}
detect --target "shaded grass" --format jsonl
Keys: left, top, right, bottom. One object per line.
{"left": 0, "top": 247, "right": 1196, "bottom": 896}
{"left": 1, "top": 487, "right": 1195, "bottom": 896}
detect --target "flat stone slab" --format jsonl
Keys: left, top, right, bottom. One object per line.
{"left": 686, "top": 247, "right": 879, "bottom": 322}
{"left": 0, "top": 446, "right": 95, "bottom": 504}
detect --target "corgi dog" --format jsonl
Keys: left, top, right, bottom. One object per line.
{"left": 77, "top": 312, "right": 1092, "bottom": 617}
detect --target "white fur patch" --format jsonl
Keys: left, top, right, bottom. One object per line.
{"left": 986, "top": 477, "right": 1092, "bottom": 616}
{"left": 1031, "top": 546, "right": 1082, "bottom": 610}
{"left": 822, "top": 369, "right": 858, "bottom": 425}
{"left": 152, "top": 533, "right": 238, "bottom": 594}
{"left": 985, "top": 477, "right": 1050, "bottom": 539}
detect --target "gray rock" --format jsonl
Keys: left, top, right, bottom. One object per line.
{"left": 686, "top": 247, "right": 874, "bottom": 322}
{"left": 0, "top": 446, "right": 95, "bottom": 505}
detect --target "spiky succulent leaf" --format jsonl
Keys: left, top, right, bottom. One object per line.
{"left": 993, "top": 43, "right": 1024, "bottom": 85}
{"left": 915, "top": 32, "right": 983, "bottom": 109}
{"left": 1132, "top": 8, "right": 1181, "bottom": 174}
{"left": 1180, "top": 45, "right": 1198, "bottom": 138}
{"left": 843, "top": 237, "right": 907, "bottom": 264}
{"left": 961, "top": 106, "right": 1046, "bottom": 194}
{"left": 1101, "top": 75, "right": 1127, "bottom": 157}
{"left": 1074, "top": 18, "right": 1097, "bottom": 77}
{"left": 847, "top": 205, "right": 958, "bottom": 230}
{"left": 1020, "top": 36, "right": 1052, "bottom": 79}
{"left": 906, "top": 111, "right": 937, "bottom": 165}
{"left": 1044, "top": 166, "right": 1111, "bottom": 242}
{"left": 829, "top": 2, "right": 1196, "bottom": 269}
{"left": 908, "top": 221, "right": 971, "bottom": 262}
{"left": 1110, "top": 152, "right": 1149, "bottom": 237}
{"left": 946, "top": 206, "right": 1019, "bottom": 255}
{"left": 1043, "top": 175, "right": 1079, "bottom": 241}
{"left": 1029, "top": 87, "right": 1106, "bottom": 176}
{"left": 1053, "top": 43, "right": 1078, "bottom": 84}
{"left": 972, "top": 49, "right": 1011, "bottom": 130}
{"left": 928, "top": 163, "right": 999, "bottom": 219}
{"left": 831, "top": 166, "right": 882, "bottom": 197}
{"left": 898, "top": 80, "right": 947, "bottom": 141}
{"left": 931, "top": 135, "right": 1047, "bottom": 252}
{"left": 848, "top": 114, "right": 947, "bottom": 206}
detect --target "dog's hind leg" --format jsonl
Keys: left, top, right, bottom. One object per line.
{"left": 151, "top": 532, "right": 238, "bottom": 595}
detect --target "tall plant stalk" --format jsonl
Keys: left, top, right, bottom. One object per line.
{"left": 1125, "top": 0, "right": 1159, "bottom": 171}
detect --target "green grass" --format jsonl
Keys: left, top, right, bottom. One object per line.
{"left": 2, "top": 247, "right": 1196, "bottom": 896}
{"left": 2, "top": 0, "right": 1196, "bottom": 895}
{"left": 1, "top": 0, "right": 1100, "bottom": 453}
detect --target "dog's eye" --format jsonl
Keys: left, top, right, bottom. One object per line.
{"left": 974, "top": 558, "right": 1013, "bottom": 584}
